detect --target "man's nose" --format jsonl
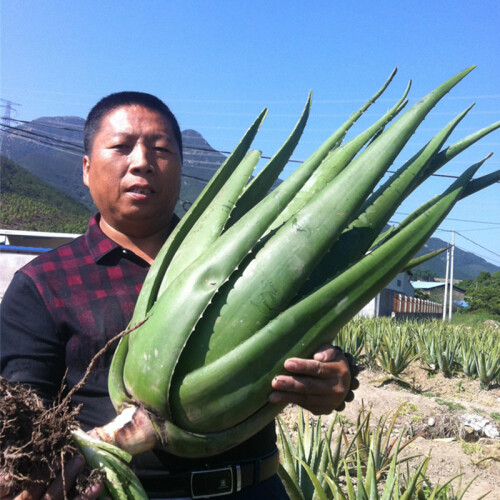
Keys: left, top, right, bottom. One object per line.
{"left": 129, "top": 144, "right": 153, "bottom": 172}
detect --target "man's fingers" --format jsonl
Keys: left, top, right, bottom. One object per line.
{"left": 313, "top": 344, "right": 344, "bottom": 362}
{"left": 0, "top": 473, "right": 14, "bottom": 499}
{"left": 268, "top": 390, "right": 338, "bottom": 415}
{"left": 13, "top": 484, "right": 46, "bottom": 500}
{"left": 42, "top": 455, "right": 85, "bottom": 500}
{"left": 272, "top": 373, "right": 332, "bottom": 395}
{"left": 75, "top": 481, "right": 105, "bottom": 500}
{"left": 284, "top": 356, "right": 350, "bottom": 379}
{"left": 1, "top": 471, "right": 47, "bottom": 500}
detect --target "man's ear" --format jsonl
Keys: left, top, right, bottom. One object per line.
{"left": 83, "top": 155, "right": 90, "bottom": 188}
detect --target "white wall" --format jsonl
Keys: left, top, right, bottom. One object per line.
{"left": 0, "top": 252, "right": 39, "bottom": 299}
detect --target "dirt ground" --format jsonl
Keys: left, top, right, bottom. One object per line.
{"left": 280, "top": 363, "right": 500, "bottom": 499}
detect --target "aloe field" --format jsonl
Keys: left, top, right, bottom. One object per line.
{"left": 277, "top": 317, "right": 500, "bottom": 499}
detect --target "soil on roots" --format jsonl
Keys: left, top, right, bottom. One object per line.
{"left": 0, "top": 377, "right": 98, "bottom": 495}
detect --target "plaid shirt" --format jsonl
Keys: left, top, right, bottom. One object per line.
{"left": 1, "top": 213, "right": 277, "bottom": 479}
{"left": 1, "top": 214, "right": 149, "bottom": 429}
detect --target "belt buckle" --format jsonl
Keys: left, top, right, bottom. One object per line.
{"left": 190, "top": 466, "right": 241, "bottom": 498}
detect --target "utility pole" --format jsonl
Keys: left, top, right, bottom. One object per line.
{"left": 0, "top": 98, "right": 21, "bottom": 129}
{"left": 448, "top": 231, "right": 455, "bottom": 321}
{"left": 442, "top": 247, "right": 450, "bottom": 321}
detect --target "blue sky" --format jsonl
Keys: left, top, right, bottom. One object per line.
{"left": 1, "top": 0, "right": 499, "bottom": 267}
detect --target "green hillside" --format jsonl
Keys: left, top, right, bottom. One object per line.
{"left": 1, "top": 156, "right": 91, "bottom": 233}
{"left": 413, "top": 237, "right": 500, "bottom": 280}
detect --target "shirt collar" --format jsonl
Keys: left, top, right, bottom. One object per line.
{"left": 85, "top": 213, "right": 122, "bottom": 262}
{"left": 84, "top": 212, "right": 180, "bottom": 263}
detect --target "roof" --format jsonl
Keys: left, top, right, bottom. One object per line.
{"left": 0, "top": 229, "right": 81, "bottom": 238}
{"left": 411, "top": 281, "right": 465, "bottom": 292}
{"left": 1, "top": 228, "right": 80, "bottom": 250}
{"left": 411, "top": 281, "right": 445, "bottom": 290}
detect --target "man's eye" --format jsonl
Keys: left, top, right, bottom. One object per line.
{"left": 155, "top": 146, "right": 171, "bottom": 153}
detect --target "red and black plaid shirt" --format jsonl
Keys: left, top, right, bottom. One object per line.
{"left": 1, "top": 214, "right": 149, "bottom": 429}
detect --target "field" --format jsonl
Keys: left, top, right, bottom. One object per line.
{"left": 278, "top": 317, "right": 500, "bottom": 499}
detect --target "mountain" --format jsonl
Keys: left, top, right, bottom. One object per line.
{"left": 0, "top": 118, "right": 227, "bottom": 218}
{"left": 412, "top": 236, "right": 500, "bottom": 280}
{"left": 1, "top": 115, "right": 498, "bottom": 280}
{"left": 1, "top": 116, "right": 94, "bottom": 209}
{"left": 177, "top": 129, "right": 227, "bottom": 216}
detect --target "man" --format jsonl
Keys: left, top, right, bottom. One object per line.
{"left": 1, "top": 92, "right": 357, "bottom": 499}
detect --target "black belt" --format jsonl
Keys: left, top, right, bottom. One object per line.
{"left": 141, "top": 448, "right": 280, "bottom": 498}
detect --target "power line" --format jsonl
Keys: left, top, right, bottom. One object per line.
{"left": 455, "top": 231, "right": 500, "bottom": 259}
{"left": 2, "top": 116, "right": 84, "bottom": 132}
{"left": 3, "top": 117, "right": 500, "bottom": 182}
{"left": 1, "top": 123, "right": 84, "bottom": 151}
{"left": 0, "top": 128, "right": 224, "bottom": 185}
{"left": 394, "top": 211, "right": 500, "bottom": 226}
{"left": 1, "top": 128, "right": 84, "bottom": 157}
{"left": 2, "top": 121, "right": 500, "bottom": 190}
{"left": 454, "top": 226, "right": 500, "bottom": 232}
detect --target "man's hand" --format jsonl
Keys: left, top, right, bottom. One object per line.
{"left": 268, "top": 344, "right": 358, "bottom": 414}
{"left": 0, "top": 455, "right": 104, "bottom": 500}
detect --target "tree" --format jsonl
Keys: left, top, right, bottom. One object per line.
{"left": 463, "top": 271, "right": 500, "bottom": 316}
{"left": 410, "top": 269, "right": 437, "bottom": 282}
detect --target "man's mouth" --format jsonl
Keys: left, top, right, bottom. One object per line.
{"left": 128, "top": 187, "right": 154, "bottom": 195}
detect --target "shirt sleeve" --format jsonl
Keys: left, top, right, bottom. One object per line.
{"left": 0, "top": 271, "right": 66, "bottom": 402}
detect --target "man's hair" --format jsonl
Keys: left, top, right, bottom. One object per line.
{"left": 83, "top": 91, "right": 183, "bottom": 160}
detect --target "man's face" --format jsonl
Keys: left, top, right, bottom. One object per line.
{"left": 83, "top": 105, "right": 182, "bottom": 238}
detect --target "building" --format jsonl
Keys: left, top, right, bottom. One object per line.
{"left": 411, "top": 281, "right": 466, "bottom": 303}
{"left": 358, "top": 272, "right": 414, "bottom": 318}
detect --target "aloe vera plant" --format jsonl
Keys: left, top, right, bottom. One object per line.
{"left": 89, "top": 67, "right": 500, "bottom": 462}
{"left": 277, "top": 405, "right": 486, "bottom": 500}
{"left": 370, "top": 329, "right": 418, "bottom": 384}
{"left": 277, "top": 409, "right": 346, "bottom": 500}
{"left": 417, "top": 326, "right": 460, "bottom": 378}
{"left": 72, "top": 430, "right": 148, "bottom": 500}
{"left": 476, "top": 350, "right": 500, "bottom": 389}
{"left": 334, "top": 320, "right": 366, "bottom": 365}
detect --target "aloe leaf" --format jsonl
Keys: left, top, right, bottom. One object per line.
{"left": 343, "top": 460, "right": 356, "bottom": 499}
{"left": 119, "top": 69, "right": 474, "bottom": 422}
{"left": 420, "top": 120, "right": 500, "bottom": 184}
{"left": 322, "top": 474, "right": 346, "bottom": 499}
{"left": 277, "top": 417, "right": 299, "bottom": 485}
{"left": 72, "top": 429, "right": 147, "bottom": 500}
{"left": 150, "top": 401, "right": 281, "bottom": 457}
{"left": 402, "top": 246, "right": 450, "bottom": 272}
{"left": 372, "top": 154, "right": 491, "bottom": 249}
{"left": 228, "top": 91, "right": 313, "bottom": 225}
{"left": 106, "top": 66, "right": 500, "bottom": 461}
{"left": 278, "top": 463, "right": 305, "bottom": 500}
{"left": 268, "top": 81, "right": 411, "bottom": 233}
{"left": 399, "top": 458, "right": 428, "bottom": 500}
{"left": 298, "top": 459, "right": 329, "bottom": 500}
{"left": 459, "top": 163, "right": 499, "bottom": 199}
{"left": 108, "top": 333, "right": 132, "bottom": 412}
{"left": 159, "top": 149, "right": 261, "bottom": 292}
